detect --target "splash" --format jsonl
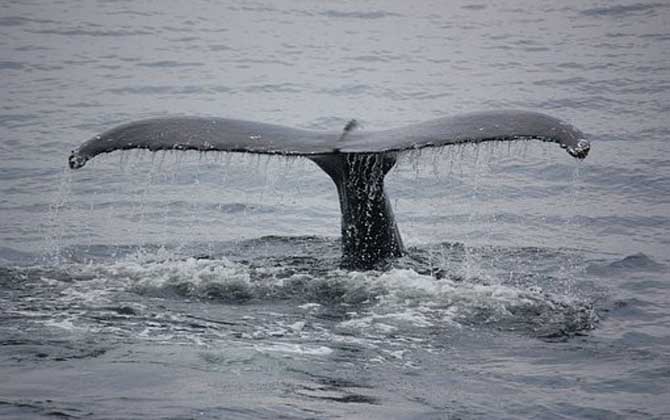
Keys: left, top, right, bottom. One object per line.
{"left": 22, "top": 243, "right": 598, "bottom": 342}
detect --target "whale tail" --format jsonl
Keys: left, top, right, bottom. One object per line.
{"left": 68, "top": 110, "right": 590, "bottom": 270}
{"left": 309, "top": 152, "right": 403, "bottom": 270}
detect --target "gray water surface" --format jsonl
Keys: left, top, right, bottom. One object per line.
{"left": 1, "top": 1, "right": 669, "bottom": 418}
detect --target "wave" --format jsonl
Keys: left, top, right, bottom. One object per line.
{"left": 1, "top": 239, "right": 598, "bottom": 347}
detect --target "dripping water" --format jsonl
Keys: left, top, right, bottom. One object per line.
{"left": 41, "top": 167, "right": 73, "bottom": 263}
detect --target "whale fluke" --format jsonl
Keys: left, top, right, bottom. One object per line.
{"left": 68, "top": 117, "right": 339, "bottom": 169}
{"left": 68, "top": 110, "right": 590, "bottom": 270}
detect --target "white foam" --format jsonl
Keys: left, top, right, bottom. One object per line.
{"left": 65, "top": 256, "right": 255, "bottom": 301}
{"left": 254, "top": 342, "right": 333, "bottom": 356}
{"left": 43, "top": 317, "right": 79, "bottom": 331}
{"left": 333, "top": 267, "right": 594, "bottom": 335}
{"left": 288, "top": 321, "right": 306, "bottom": 332}
{"left": 38, "top": 255, "right": 594, "bottom": 344}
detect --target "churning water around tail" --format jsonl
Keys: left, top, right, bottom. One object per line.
{"left": 2, "top": 1, "right": 670, "bottom": 418}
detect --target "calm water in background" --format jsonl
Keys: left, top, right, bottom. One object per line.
{"left": 1, "top": 0, "right": 670, "bottom": 418}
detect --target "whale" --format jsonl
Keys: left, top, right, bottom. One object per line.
{"left": 68, "top": 110, "right": 590, "bottom": 270}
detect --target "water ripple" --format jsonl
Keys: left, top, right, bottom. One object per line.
{"left": 581, "top": 3, "right": 667, "bottom": 17}
{"left": 28, "top": 27, "right": 153, "bottom": 37}
{"left": 319, "top": 10, "right": 400, "bottom": 19}
{"left": 136, "top": 60, "right": 204, "bottom": 68}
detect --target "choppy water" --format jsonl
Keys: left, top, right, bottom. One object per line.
{"left": 1, "top": 1, "right": 669, "bottom": 418}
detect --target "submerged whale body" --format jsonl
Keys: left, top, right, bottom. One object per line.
{"left": 68, "top": 110, "right": 590, "bottom": 270}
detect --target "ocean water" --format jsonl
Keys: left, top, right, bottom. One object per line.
{"left": 1, "top": 0, "right": 669, "bottom": 418}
